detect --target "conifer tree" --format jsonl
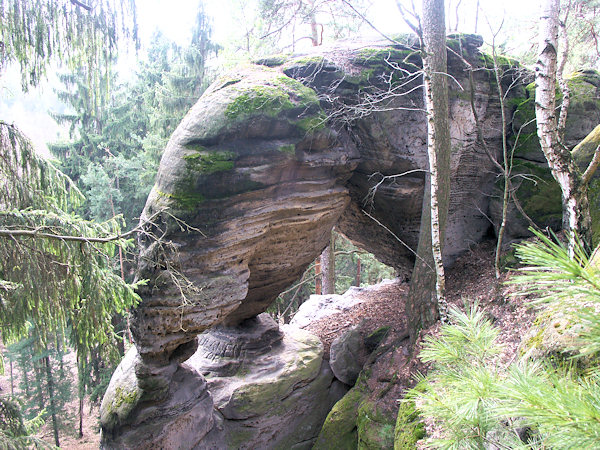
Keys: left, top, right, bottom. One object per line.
{"left": 0, "top": 0, "right": 138, "bottom": 94}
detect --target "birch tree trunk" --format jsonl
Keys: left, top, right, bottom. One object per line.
{"left": 536, "top": 0, "right": 593, "bottom": 252}
{"left": 406, "top": 0, "right": 452, "bottom": 342}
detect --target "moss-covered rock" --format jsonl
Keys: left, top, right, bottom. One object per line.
{"left": 357, "top": 401, "right": 396, "bottom": 449}
{"left": 185, "top": 320, "right": 346, "bottom": 449}
{"left": 217, "top": 327, "right": 324, "bottom": 420}
{"left": 313, "top": 387, "right": 365, "bottom": 450}
{"left": 100, "top": 347, "right": 143, "bottom": 431}
{"left": 491, "top": 70, "right": 600, "bottom": 243}
{"left": 394, "top": 392, "right": 425, "bottom": 449}
{"left": 519, "top": 311, "right": 596, "bottom": 370}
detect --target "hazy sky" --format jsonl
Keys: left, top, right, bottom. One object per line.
{"left": 136, "top": 0, "right": 541, "bottom": 50}
{"left": 1, "top": 0, "right": 542, "bottom": 156}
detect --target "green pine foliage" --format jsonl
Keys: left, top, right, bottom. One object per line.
{"left": 0, "top": 122, "right": 141, "bottom": 445}
{"left": 50, "top": 8, "right": 217, "bottom": 231}
{"left": 0, "top": 0, "right": 138, "bottom": 92}
{"left": 410, "top": 230, "right": 600, "bottom": 449}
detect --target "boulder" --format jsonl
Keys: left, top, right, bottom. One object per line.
{"left": 100, "top": 347, "right": 215, "bottom": 449}
{"left": 290, "top": 287, "right": 369, "bottom": 329}
{"left": 186, "top": 315, "right": 347, "bottom": 449}
{"left": 329, "top": 327, "right": 368, "bottom": 386}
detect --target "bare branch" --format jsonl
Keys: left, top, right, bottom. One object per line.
{"left": 583, "top": 144, "right": 600, "bottom": 184}
{"left": 70, "top": 0, "right": 93, "bottom": 11}
{"left": 340, "top": 0, "right": 408, "bottom": 45}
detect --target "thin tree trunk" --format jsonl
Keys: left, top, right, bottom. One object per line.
{"left": 320, "top": 236, "right": 335, "bottom": 295}
{"left": 33, "top": 354, "right": 45, "bottom": 412}
{"left": 9, "top": 358, "right": 13, "bottom": 396}
{"left": 308, "top": 0, "right": 319, "bottom": 46}
{"left": 406, "top": 0, "right": 451, "bottom": 341}
{"left": 79, "top": 395, "right": 84, "bottom": 438}
{"left": 314, "top": 256, "right": 322, "bottom": 295}
{"left": 491, "top": 45, "right": 510, "bottom": 278}
{"left": 77, "top": 356, "right": 85, "bottom": 438}
{"left": 44, "top": 354, "right": 60, "bottom": 447}
{"left": 19, "top": 355, "right": 30, "bottom": 397}
{"left": 356, "top": 258, "right": 362, "bottom": 287}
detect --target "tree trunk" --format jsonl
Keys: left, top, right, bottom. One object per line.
{"left": 77, "top": 356, "right": 85, "bottom": 438}
{"left": 320, "top": 236, "right": 335, "bottom": 295}
{"left": 44, "top": 354, "right": 60, "bottom": 447}
{"left": 536, "top": 0, "right": 593, "bottom": 252}
{"left": 79, "top": 395, "right": 84, "bottom": 438}
{"left": 308, "top": 0, "right": 320, "bottom": 46}
{"left": 491, "top": 48, "right": 510, "bottom": 278}
{"left": 9, "top": 358, "right": 13, "bottom": 396}
{"left": 406, "top": 0, "right": 451, "bottom": 342}
{"left": 314, "top": 256, "right": 322, "bottom": 295}
{"left": 355, "top": 258, "right": 362, "bottom": 287}
{"left": 33, "top": 355, "right": 45, "bottom": 412}
{"left": 19, "top": 355, "right": 30, "bottom": 397}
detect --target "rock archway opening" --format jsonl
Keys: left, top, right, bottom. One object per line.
{"left": 268, "top": 229, "right": 398, "bottom": 325}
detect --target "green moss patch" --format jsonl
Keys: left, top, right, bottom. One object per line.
{"left": 253, "top": 54, "right": 290, "bottom": 67}
{"left": 225, "top": 85, "right": 295, "bottom": 120}
{"left": 278, "top": 144, "right": 295, "bottom": 154}
{"left": 394, "top": 396, "right": 425, "bottom": 450}
{"left": 357, "top": 401, "right": 396, "bottom": 449}
{"left": 573, "top": 124, "right": 600, "bottom": 167}
{"left": 296, "top": 112, "right": 327, "bottom": 132}
{"left": 113, "top": 386, "right": 141, "bottom": 409}
{"left": 353, "top": 47, "right": 417, "bottom": 66}
{"left": 156, "top": 189, "right": 206, "bottom": 210}
{"left": 313, "top": 387, "right": 365, "bottom": 450}
{"left": 511, "top": 160, "right": 563, "bottom": 227}
{"left": 183, "top": 150, "right": 236, "bottom": 174}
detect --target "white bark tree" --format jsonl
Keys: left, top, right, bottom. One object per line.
{"left": 536, "top": 0, "right": 598, "bottom": 252}
{"left": 406, "top": 0, "right": 452, "bottom": 340}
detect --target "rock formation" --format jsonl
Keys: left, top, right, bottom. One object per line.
{"left": 489, "top": 69, "right": 600, "bottom": 245}
{"left": 100, "top": 34, "right": 564, "bottom": 448}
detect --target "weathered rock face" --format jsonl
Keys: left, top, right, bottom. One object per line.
{"left": 186, "top": 314, "right": 347, "bottom": 449}
{"left": 131, "top": 65, "right": 358, "bottom": 367}
{"left": 101, "top": 35, "right": 528, "bottom": 448}
{"left": 100, "top": 347, "right": 216, "bottom": 449}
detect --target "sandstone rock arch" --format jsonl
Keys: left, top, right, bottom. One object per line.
{"left": 100, "top": 35, "right": 516, "bottom": 449}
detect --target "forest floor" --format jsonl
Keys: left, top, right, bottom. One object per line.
{"left": 0, "top": 350, "right": 101, "bottom": 449}
{"left": 303, "top": 239, "right": 535, "bottom": 429}
{"left": 0, "top": 239, "right": 534, "bottom": 448}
